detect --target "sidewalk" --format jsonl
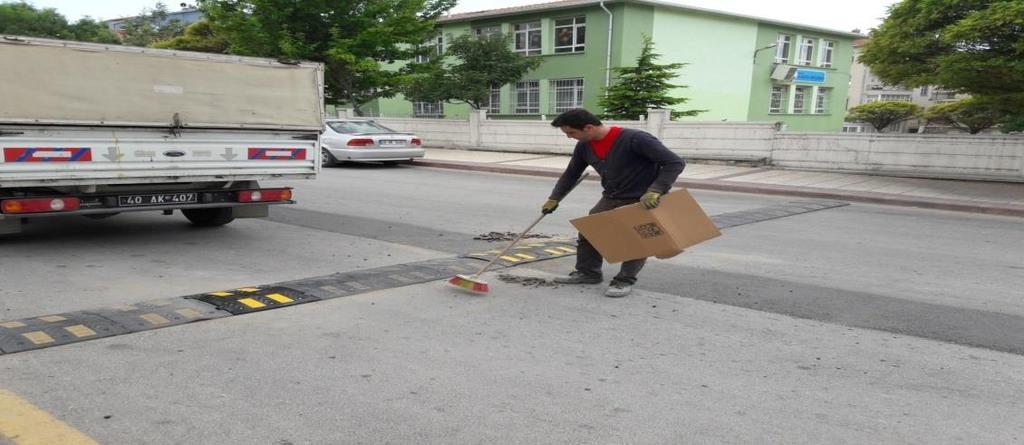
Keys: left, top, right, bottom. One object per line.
{"left": 418, "top": 148, "right": 1024, "bottom": 217}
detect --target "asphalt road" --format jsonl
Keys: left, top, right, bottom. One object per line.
{"left": 1, "top": 163, "right": 1022, "bottom": 444}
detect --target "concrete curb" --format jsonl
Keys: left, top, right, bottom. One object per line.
{"left": 415, "top": 159, "right": 1024, "bottom": 218}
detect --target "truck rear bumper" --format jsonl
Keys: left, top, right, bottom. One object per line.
{"left": 0, "top": 187, "right": 294, "bottom": 219}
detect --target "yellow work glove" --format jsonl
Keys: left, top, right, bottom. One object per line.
{"left": 641, "top": 191, "right": 662, "bottom": 209}
{"left": 541, "top": 198, "right": 560, "bottom": 214}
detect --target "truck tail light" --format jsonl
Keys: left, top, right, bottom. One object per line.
{"left": 1, "top": 197, "right": 81, "bottom": 214}
{"left": 410, "top": 138, "right": 422, "bottom": 146}
{"left": 238, "top": 188, "right": 293, "bottom": 203}
{"left": 347, "top": 138, "right": 374, "bottom": 147}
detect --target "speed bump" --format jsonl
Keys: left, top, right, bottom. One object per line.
{"left": 464, "top": 239, "right": 578, "bottom": 267}
{"left": 186, "top": 286, "right": 319, "bottom": 315}
{"left": 0, "top": 312, "right": 129, "bottom": 354}
{"left": 710, "top": 200, "right": 849, "bottom": 229}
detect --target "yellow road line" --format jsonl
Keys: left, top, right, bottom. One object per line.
{"left": 37, "top": 316, "right": 65, "bottom": 323}
{"left": 499, "top": 256, "right": 521, "bottom": 262}
{"left": 0, "top": 389, "right": 100, "bottom": 445}
{"left": 0, "top": 321, "right": 26, "bottom": 329}
{"left": 208, "top": 292, "right": 233, "bottom": 297}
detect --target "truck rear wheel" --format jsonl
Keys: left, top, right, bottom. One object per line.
{"left": 182, "top": 208, "right": 235, "bottom": 227}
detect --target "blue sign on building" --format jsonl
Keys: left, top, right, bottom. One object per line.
{"left": 794, "top": 69, "right": 826, "bottom": 84}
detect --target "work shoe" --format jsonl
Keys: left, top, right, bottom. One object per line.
{"left": 604, "top": 281, "right": 633, "bottom": 298}
{"left": 553, "top": 271, "right": 603, "bottom": 285}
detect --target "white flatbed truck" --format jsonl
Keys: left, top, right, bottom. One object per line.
{"left": 0, "top": 35, "right": 323, "bottom": 234}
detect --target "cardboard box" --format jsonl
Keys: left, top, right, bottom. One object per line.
{"left": 570, "top": 189, "right": 721, "bottom": 263}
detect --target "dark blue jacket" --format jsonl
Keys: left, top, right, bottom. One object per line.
{"left": 549, "top": 128, "right": 685, "bottom": 200}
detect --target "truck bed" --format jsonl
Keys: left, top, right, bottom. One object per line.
{"left": 0, "top": 35, "right": 324, "bottom": 131}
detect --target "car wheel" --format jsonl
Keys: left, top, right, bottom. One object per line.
{"left": 183, "top": 207, "right": 235, "bottom": 227}
{"left": 321, "top": 148, "right": 336, "bottom": 167}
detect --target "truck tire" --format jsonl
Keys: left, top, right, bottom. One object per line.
{"left": 182, "top": 208, "right": 235, "bottom": 227}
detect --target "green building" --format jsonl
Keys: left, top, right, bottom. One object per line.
{"left": 366, "top": 0, "right": 861, "bottom": 132}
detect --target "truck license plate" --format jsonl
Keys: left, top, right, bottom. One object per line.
{"left": 118, "top": 192, "right": 198, "bottom": 207}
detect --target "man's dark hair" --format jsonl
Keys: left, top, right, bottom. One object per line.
{"left": 550, "top": 108, "right": 602, "bottom": 129}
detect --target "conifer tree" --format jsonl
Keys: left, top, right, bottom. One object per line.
{"left": 599, "top": 36, "right": 704, "bottom": 120}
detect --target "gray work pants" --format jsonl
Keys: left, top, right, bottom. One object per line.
{"left": 575, "top": 197, "right": 647, "bottom": 284}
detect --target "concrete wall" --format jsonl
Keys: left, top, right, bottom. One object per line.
{"left": 772, "top": 133, "right": 1024, "bottom": 182}
{"left": 369, "top": 111, "right": 1024, "bottom": 182}
{"left": 376, "top": 118, "right": 471, "bottom": 148}
{"left": 661, "top": 122, "right": 776, "bottom": 160}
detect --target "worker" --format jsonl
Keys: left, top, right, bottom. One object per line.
{"left": 542, "top": 108, "right": 685, "bottom": 297}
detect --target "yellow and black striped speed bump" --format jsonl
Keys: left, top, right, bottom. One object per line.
{"left": 85, "top": 298, "right": 225, "bottom": 332}
{"left": 463, "top": 239, "right": 579, "bottom": 267}
{"left": 275, "top": 257, "right": 486, "bottom": 300}
{"left": 0, "top": 298, "right": 223, "bottom": 354}
{"left": 186, "top": 286, "right": 319, "bottom": 315}
{"left": 0, "top": 200, "right": 856, "bottom": 356}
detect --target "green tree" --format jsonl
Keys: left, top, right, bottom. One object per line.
{"left": 67, "top": 17, "right": 120, "bottom": 44}
{"left": 923, "top": 98, "right": 1006, "bottom": 134}
{"left": 0, "top": 2, "right": 117, "bottom": 43}
{"left": 598, "top": 36, "right": 704, "bottom": 120}
{"left": 120, "top": 2, "right": 187, "bottom": 47}
{"left": 198, "top": 0, "right": 457, "bottom": 111}
{"left": 859, "top": 0, "right": 1024, "bottom": 131}
{"left": 845, "top": 101, "right": 922, "bottom": 132}
{"left": 402, "top": 33, "right": 542, "bottom": 110}
{"left": 152, "top": 20, "right": 228, "bottom": 52}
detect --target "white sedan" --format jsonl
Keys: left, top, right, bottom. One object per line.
{"left": 320, "top": 119, "right": 425, "bottom": 166}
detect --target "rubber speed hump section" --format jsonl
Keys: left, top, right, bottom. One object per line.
{"left": 0, "top": 298, "right": 224, "bottom": 354}
{"left": 709, "top": 200, "right": 849, "bottom": 229}
{"left": 187, "top": 286, "right": 319, "bottom": 315}
{"left": 463, "top": 239, "right": 578, "bottom": 267}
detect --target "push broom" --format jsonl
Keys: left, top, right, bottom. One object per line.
{"left": 449, "top": 172, "right": 590, "bottom": 294}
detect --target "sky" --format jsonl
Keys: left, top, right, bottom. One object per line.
{"left": 21, "top": 0, "right": 895, "bottom": 33}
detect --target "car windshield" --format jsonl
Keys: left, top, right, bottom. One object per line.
{"left": 328, "top": 121, "right": 395, "bottom": 134}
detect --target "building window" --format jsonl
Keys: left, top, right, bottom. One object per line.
{"left": 774, "top": 34, "right": 792, "bottom": 63}
{"left": 769, "top": 86, "right": 788, "bottom": 113}
{"left": 815, "top": 88, "right": 831, "bottom": 114}
{"left": 413, "top": 101, "right": 443, "bottom": 117}
{"left": 868, "top": 94, "right": 913, "bottom": 102}
{"left": 819, "top": 40, "right": 835, "bottom": 68}
{"left": 554, "top": 16, "right": 586, "bottom": 53}
{"left": 798, "top": 37, "right": 814, "bottom": 66}
{"left": 793, "top": 86, "right": 810, "bottom": 113}
{"left": 485, "top": 84, "right": 501, "bottom": 114}
{"left": 415, "top": 35, "right": 443, "bottom": 63}
{"left": 920, "top": 86, "right": 930, "bottom": 96}
{"left": 514, "top": 80, "right": 540, "bottom": 113}
{"left": 514, "top": 21, "right": 542, "bottom": 55}
{"left": 475, "top": 25, "right": 501, "bottom": 38}
{"left": 550, "top": 78, "right": 584, "bottom": 112}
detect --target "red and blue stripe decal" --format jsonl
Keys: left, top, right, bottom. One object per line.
{"left": 3, "top": 147, "right": 92, "bottom": 162}
{"left": 247, "top": 148, "right": 306, "bottom": 160}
